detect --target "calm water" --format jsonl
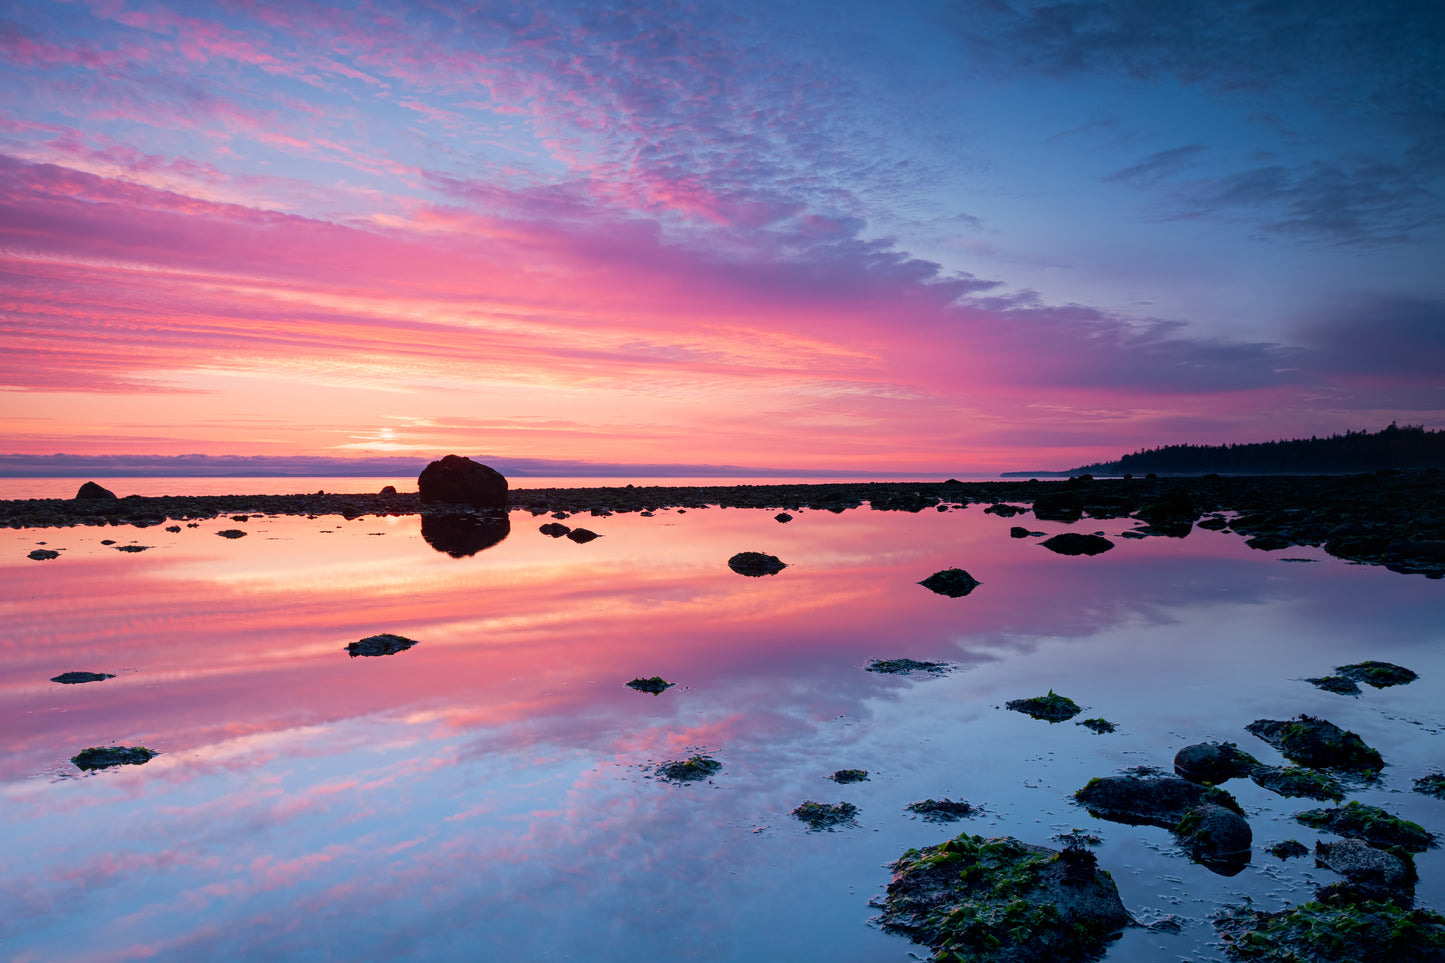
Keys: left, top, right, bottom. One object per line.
{"left": 3, "top": 501, "right": 1443, "bottom": 962}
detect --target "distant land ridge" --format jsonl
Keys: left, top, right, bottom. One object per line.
{"left": 1067, "top": 424, "right": 1445, "bottom": 476}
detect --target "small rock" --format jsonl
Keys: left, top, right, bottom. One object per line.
{"left": 72, "top": 746, "right": 157, "bottom": 770}
{"left": 346, "top": 633, "right": 419, "bottom": 658}
{"left": 728, "top": 551, "right": 785, "bottom": 576}
{"left": 51, "top": 671, "right": 115, "bottom": 684}
{"left": 115, "top": 545, "right": 150, "bottom": 553}
{"left": 656, "top": 755, "right": 721, "bottom": 782}
{"left": 775, "top": 512, "right": 793, "bottom": 523}
{"left": 1268, "top": 839, "right": 1310, "bottom": 859}
{"left": 625, "top": 676, "right": 674, "bottom": 694}
{"left": 216, "top": 529, "right": 247, "bottom": 539}
{"left": 904, "top": 798, "right": 976, "bottom": 822}
{"left": 566, "top": 528, "right": 600, "bottom": 543}
{"left": 917, "top": 568, "right": 981, "bottom": 597}
{"left": 27, "top": 549, "right": 60, "bottom": 560}
{"left": 1032, "top": 491, "right": 1084, "bottom": 521}
{"left": 1306, "top": 675, "right": 1362, "bottom": 696}
{"left": 865, "top": 658, "right": 950, "bottom": 675}
{"left": 538, "top": 522, "right": 571, "bottom": 537}
{"left": 1413, "top": 773, "right": 1445, "bottom": 799}
{"left": 829, "top": 769, "right": 869, "bottom": 784}
{"left": 791, "top": 800, "right": 858, "bottom": 830}
{"left": 1250, "top": 766, "right": 1344, "bottom": 802}
{"left": 1040, "top": 532, "right": 1115, "bottom": 556}
{"left": 1006, "top": 690, "right": 1081, "bottom": 722}
{"left": 1077, "top": 717, "right": 1117, "bottom": 734}
{"left": 164, "top": 525, "right": 181, "bottom": 532}
{"left": 1173, "top": 742, "right": 1260, "bottom": 784}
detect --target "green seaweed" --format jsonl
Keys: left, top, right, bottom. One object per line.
{"left": 1268, "top": 840, "right": 1310, "bottom": 859}
{"left": 625, "top": 676, "right": 674, "bottom": 694}
{"left": 791, "top": 800, "right": 858, "bottom": 830}
{"left": 1306, "top": 675, "right": 1362, "bottom": 696}
{"left": 830, "top": 769, "right": 869, "bottom": 783}
{"left": 1251, "top": 766, "right": 1345, "bottom": 802}
{"left": 656, "top": 755, "right": 722, "bottom": 782}
{"left": 1076, "top": 717, "right": 1116, "bottom": 734}
{"left": 1217, "top": 897, "right": 1445, "bottom": 962}
{"left": 1334, "top": 660, "right": 1418, "bottom": 688}
{"left": 1413, "top": 773, "right": 1445, "bottom": 799}
{"left": 1005, "top": 690, "right": 1082, "bottom": 723}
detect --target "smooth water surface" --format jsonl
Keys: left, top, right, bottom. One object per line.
{"left": 3, "top": 503, "right": 1443, "bottom": 962}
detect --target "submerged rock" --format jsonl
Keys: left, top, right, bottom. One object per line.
{"left": 727, "top": 551, "right": 786, "bottom": 576}
{"left": 72, "top": 746, "right": 157, "bottom": 770}
{"left": 1413, "top": 773, "right": 1445, "bottom": 799}
{"left": 1215, "top": 896, "right": 1445, "bottom": 962}
{"left": 1314, "top": 838, "right": 1413, "bottom": 898}
{"left": 656, "top": 755, "right": 721, "bottom": 782}
{"left": 51, "top": 671, "right": 115, "bottom": 684}
{"left": 346, "top": 633, "right": 419, "bottom": 658}
{"left": 1006, "top": 690, "right": 1082, "bottom": 722}
{"left": 417, "top": 454, "right": 508, "bottom": 508}
{"left": 791, "top": 800, "right": 858, "bottom": 830}
{"left": 1334, "top": 660, "right": 1418, "bottom": 688}
{"left": 1174, "top": 742, "right": 1261, "bottom": 784}
{"left": 115, "top": 544, "right": 150, "bottom": 552}
{"left": 1295, "top": 801, "right": 1435, "bottom": 853}
{"left": 905, "top": 798, "right": 977, "bottom": 822}
{"left": 1268, "top": 840, "right": 1310, "bottom": 860}
{"left": 1040, "top": 533, "right": 1114, "bottom": 556}
{"left": 1305, "top": 675, "right": 1362, "bottom": 696}
{"left": 1246, "top": 715, "right": 1384, "bottom": 772}
{"left": 865, "top": 658, "right": 951, "bottom": 676}
{"left": 74, "top": 481, "right": 118, "bottom": 501}
{"left": 918, "top": 568, "right": 981, "bottom": 597}
{"left": 1250, "top": 766, "right": 1344, "bottom": 802}
{"left": 625, "top": 676, "right": 674, "bottom": 694}
{"left": 1077, "top": 718, "right": 1116, "bottom": 734}
{"left": 876, "top": 833, "right": 1131, "bottom": 963}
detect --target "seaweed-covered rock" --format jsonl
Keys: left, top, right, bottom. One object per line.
{"left": 346, "top": 633, "right": 419, "bottom": 658}
{"left": 1076, "top": 718, "right": 1116, "bottom": 734}
{"left": 918, "top": 568, "right": 981, "bottom": 597}
{"left": 1075, "top": 771, "right": 1239, "bottom": 828}
{"left": 1173, "top": 742, "right": 1261, "bottom": 784}
{"left": 656, "top": 755, "right": 721, "bottom": 782}
{"left": 1334, "top": 660, "right": 1418, "bottom": 688}
{"left": 625, "top": 676, "right": 674, "bottom": 694}
{"left": 1006, "top": 690, "right": 1082, "bottom": 722}
{"left": 1305, "top": 675, "right": 1362, "bottom": 696}
{"left": 417, "top": 454, "right": 508, "bottom": 508}
{"left": 27, "top": 549, "right": 60, "bottom": 560}
{"left": 75, "top": 481, "right": 118, "bottom": 501}
{"left": 72, "top": 746, "right": 158, "bottom": 770}
{"left": 1268, "top": 840, "right": 1310, "bottom": 859}
{"left": 1174, "top": 804, "right": 1252, "bottom": 868}
{"left": 1040, "top": 533, "right": 1114, "bottom": 556}
{"left": 1314, "top": 838, "right": 1413, "bottom": 897}
{"left": 51, "top": 671, "right": 115, "bottom": 684}
{"left": 792, "top": 800, "right": 858, "bottom": 830}
{"left": 727, "top": 551, "right": 786, "bottom": 576}
{"left": 876, "top": 833, "right": 1131, "bottom": 963}
{"left": 1413, "top": 773, "right": 1445, "bottom": 799}
{"left": 1249, "top": 766, "right": 1344, "bottom": 802}
{"left": 1215, "top": 896, "right": 1445, "bottom": 962}
{"left": 865, "top": 658, "right": 951, "bottom": 675}
{"left": 1295, "top": 802, "right": 1435, "bottom": 853}
{"left": 1245, "top": 715, "right": 1383, "bottom": 772}
{"left": 829, "top": 769, "right": 869, "bottom": 784}
{"left": 906, "top": 798, "right": 977, "bottom": 822}
{"left": 1032, "top": 491, "right": 1084, "bottom": 521}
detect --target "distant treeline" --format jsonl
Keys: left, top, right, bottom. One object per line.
{"left": 1070, "top": 424, "right": 1445, "bottom": 475}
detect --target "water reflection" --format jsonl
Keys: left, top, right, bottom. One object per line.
{"left": 420, "top": 512, "right": 511, "bottom": 557}
{"left": 1, "top": 507, "right": 1443, "bottom": 962}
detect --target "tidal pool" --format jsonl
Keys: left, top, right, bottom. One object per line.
{"left": 3, "top": 502, "right": 1443, "bottom": 961}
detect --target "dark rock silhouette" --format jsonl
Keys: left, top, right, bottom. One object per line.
{"left": 72, "top": 746, "right": 157, "bottom": 770}
{"left": 1246, "top": 715, "right": 1384, "bottom": 772}
{"left": 565, "top": 527, "right": 600, "bottom": 543}
{"left": 421, "top": 513, "right": 510, "bottom": 557}
{"left": 1174, "top": 803, "right": 1252, "bottom": 870}
{"left": 1173, "top": 742, "right": 1260, "bottom": 784}
{"left": 1041, "top": 532, "right": 1114, "bottom": 556}
{"left": 52, "top": 671, "right": 115, "bottom": 684}
{"left": 918, "top": 568, "right": 981, "bottom": 597}
{"left": 417, "top": 454, "right": 508, "bottom": 508}
{"left": 27, "top": 549, "right": 60, "bottom": 560}
{"left": 728, "top": 551, "right": 785, "bottom": 576}
{"left": 75, "top": 481, "right": 117, "bottom": 501}
{"left": 539, "top": 522, "right": 570, "bottom": 537}
{"left": 1032, "top": 490, "right": 1083, "bottom": 521}
{"left": 346, "top": 633, "right": 420, "bottom": 657}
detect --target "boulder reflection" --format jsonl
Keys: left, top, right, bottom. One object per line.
{"left": 420, "top": 512, "right": 511, "bottom": 557}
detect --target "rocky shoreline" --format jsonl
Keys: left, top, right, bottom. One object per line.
{"left": 4, "top": 470, "right": 1443, "bottom": 576}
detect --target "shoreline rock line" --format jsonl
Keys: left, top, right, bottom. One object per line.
{"left": 3, "top": 471, "right": 1442, "bottom": 575}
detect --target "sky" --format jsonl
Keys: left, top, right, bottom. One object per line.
{"left": 1, "top": 0, "right": 1443, "bottom": 474}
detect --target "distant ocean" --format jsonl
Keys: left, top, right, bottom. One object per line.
{"left": 0, "top": 474, "right": 1013, "bottom": 501}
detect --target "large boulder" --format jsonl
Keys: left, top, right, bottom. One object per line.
{"left": 1173, "top": 742, "right": 1260, "bottom": 784}
{"left": 417, "top": 455, "right": 508, "bottom": 508}
{"left": 877, "top": 833, "right": 1131, "bottom": 963}
{"left": 1314, "top": 838, "right": 1413, "bottom": 898}
{"left": 74, "top": 481, "right": 118, "bottom": 501}
{"left": 1075, "top": 770, "right": 1232, "bottom": 828}
{"left": 1174, "top": 803, "right": 1252, "bottom": 869}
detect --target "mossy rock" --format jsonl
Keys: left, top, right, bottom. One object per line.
{"left": 918, "top": 568, "right": 982, "bottom": 597}
{"left": 1250, "top": 766, "right": 1345, "bottom": 802}
{"left": 656, "top": 755, "right": 721, "bottom": 783}
{"left": 906, "top": 798, "right": 978, "bottom": 822}
{"left": 1173, "top": 803, "right": 1252, "bottom": 870}
{"left": 1334, "top": 660, "right": 1418, "bottom": 688}
{"left": 626, "top": 676, "right": 674, "bottom": 694}
{"left": 1006, "top": 690, "right": 1082, "bottom": 723}
{"left": 1268, "top": 840, "right": 1310, "bottom": 859}
{"left": 1075, "top": 770, "right": 1238, "bottom": 829}
{"left": 1305, "top": 675, "right": 1362, "bottom": 696}
{"left": 866, "top": 658, "right": 951, "bottom": 676}
{"left": 1174, "top": 741, "right": 1261, "bottom": 784}
{"left": 72, "top": 746, "right": 158, "bottom": 771}
{"left": 1246, "top": 715, "right": 1383, "bottom": 772}
{"left": 877, "top": 833, "right": 1131, "bottom": 962}
{"left": 830, "top": 769, "right": 869, "bottom": 784}
{"left": 1075, "top": 718, "right": 1116, "bottom": 734}
{"left": 346, "top": 633, "right": 419, "bottom": 658}
{"left": 1215, "top": 896, "right": 1445, "bottom": 962}
{"left": 791, "top": 800, "right": 858, "bottom": 830}
{"left": 1294, "top": 802, "right": 1435, "bottom": 853}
